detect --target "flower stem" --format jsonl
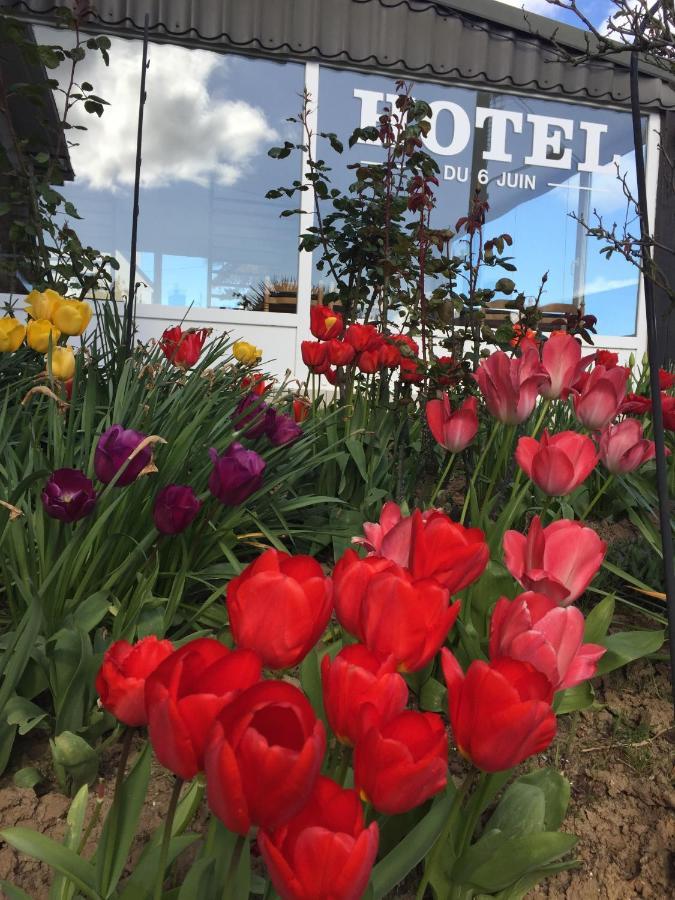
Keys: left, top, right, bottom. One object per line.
{"left": 113, "top": 727, "right": 135, "bottom": 802}
{"left": 430, "top": 452, "right": 456, "bottom": 506}
{"left": 529, "top": 399, "right": 551, "bottom": 438}
{"left": 153, "top": 776, "right": 183, "bottom": 900}
{"left": 460, "top": 425, "right": 500, "bottom": 524}
{"left": 581, "top": 474, "right": 614, "bottom": 520}
{"left": 222, "top": 833, "right": 247, "bottom": 900}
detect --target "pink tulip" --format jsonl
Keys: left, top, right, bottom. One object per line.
{"left": 515, "top": 430, "right": 598, "bottom": 495}
{"left": 474, "top": 348, "right": 547, "bottom": 425}
{"left": 598, "top": 418, "right": 658, "bottom": 474}
{"left": 539, "top": 332, "right": 593, "bottom": 400}
{"left": 573, "top": 364, "right": 629, "bottom": 430}
{"left": 426, "top": 395, "right": 479, "bottom": 452}
{"left": 489, "top": 593, "right": 605, "bottom": 691}
{"left": 351, "top": 501, "right": 436, "bottom": 566}
{"left": 503, "top": 516, "right": 606, "bottom": 606}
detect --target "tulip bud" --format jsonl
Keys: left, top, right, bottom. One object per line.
{"left": 0, "top": 317, "right": 26, "bottom": 352}
{"left": 265, "top": 409, "right": 303, "bottom": 446}
{"left": 96, "top": 636, "right": 174, "bottom": 727}
{"left": 26, "top": 319, "right": 60, "bottom": 353}
{"left": 41, "top": 468, "right": 97, "bottom": 522}
{"left": 160, "top": 325, "right": 209, "bottom": 368}
{"left": 94, "top": 425, "right": 153, "bottom": 487}
{"left": 25, "top": 288, "right": 62, "bottom": 321}
{"left": 232, "top": 340, "right": 262, "bottom": 365}
{"left": 47, "top": 346, "right": 76, "bottom": 381}
{"left": 208, "top": 442, "right": 265, "bottom": 505}
{"left": 51, "top": 298, "right": 93, "bottom": 336}
{"left": 153, "top": 484, "right": 201, "bottom": 534}
{"left": 310, "top": 305, "right": 344, "bottom": 340}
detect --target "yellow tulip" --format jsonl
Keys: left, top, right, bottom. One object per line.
{"left": 47, "top": 345, "right": 76, "bottom": 380}
{"left": 51, "top": 299, "right": 93, "bottom": 336}
{"left": 25, "top": 288, "right": 64, "bottom": 321}
{"left": 26, "top": 319, "right": 61, "bottom": 353}
{"left": 232, "top": 340, "right": 262, "bottom": 366}
{"left": 0, "top": 317, "right": 26, "bottom": 352}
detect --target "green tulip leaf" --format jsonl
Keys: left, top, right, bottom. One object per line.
{"left": 50, "top": 732, "right": 98, "bottom": 796}
{"left": 0, "top": 828, "right": 101, "bottom": 899}
{"left": 370, "top": 785, "right": 457, "bottom": 899}
{"left": 512, "top": 769, "right": 571, "bottom": 831}
{"left": 300, "top": 647, "right": 327, "bottom": 725}
{"left": 555, "top": 681, "right": 595, "bottom": 715}
{"left": 583, "top": 594, "right": 615, "bottom": 643}
{"left": 96, "top": 740, "right": 152, "bottom": 897}
{"left": 419, "top": 676, "right": 447, "bottom": 712}
{"left": 118, "top": 835, "right": 199, "bottom": 900}
{"left": 12, "top": 766, "right": 42, "bottom": 790}
{"left": 596, "top": 629, "right": 665, "bottom": 675}
{"left": 453, "top": 831, "right": 578, "bottom": 891}
{"left": 0, "top": 882, "right": 33, "bottom": 900}
{"left": 484, "top": 783, "right": 546, "bottom": 838}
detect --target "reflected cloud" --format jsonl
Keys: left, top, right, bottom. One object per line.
{"left": 64, "top": 37, "right": 276, "bottom": 190}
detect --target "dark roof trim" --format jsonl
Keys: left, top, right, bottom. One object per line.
{"left": 1, "top": 0, "right": 674, "bottom": 110}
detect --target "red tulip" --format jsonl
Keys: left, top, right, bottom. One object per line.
{"left": 344, "top": 323, "right": 379, "bottom": 352}
{"left": 354, "top": 710, "right": 447, "bottom": 814}
{"left": 572, "top": 364, "right": 629, "bottom": 430}
{"left": 292, "top": 397, "right": 310, "bottom": 423}
{"left": 359, "top": 564, "right": 460, "bottom": 672}
{"left": 489, "top": 593, "right": 605, "bottom": 691}
{"left": 503, "top": 516, "right": 606, "bottom": 606}
{"left": 442, "top": 649, "right": 556, "bottom": 772}
{"left": 321, "top": 644, "right": 408, "bottom": 745}
{"left": 324, "top": 367, "right": 338, "bottom": 386}
{"left": 598, "top": 418, "right": 657, "bottom": 474}
{"left": 145, "top": 638, "right": 261, "bottom": 779}
{"left": 515, "top": 430, "right": 598, "bottom": 495}
{"left": 408, "top": 510, "right": 489, "bottom": 595}
{"left": 662, "top": 393, "right": 675, "bottom": 430}
{"left": 327, "top": 339, "right": 355, "bottom": 366}
{"left": 258, "top": 777, "right": 379, "bottom": 900}
{"left": 310, "top": 305, "right": 343, "bottom": 341}
{"left": 332, "top": 549, "right": 398, "bottom": 637}
{"left": 226, "top": 549, "right": 333, "bottom": 669}
{"left": 426, "top": 395, "right": 479, "bottom": 452}
{"left": 204, "top": 681, "right": 325, "bottom": 833}
{"left": 301, "top": 341, "right": 330, "bottom": 374}
{"left": 620, "top": 392, "right": 652, "bottom": 416}
{"left": 659, "top": 368, "right": 675, "bottom": 391}
{"left": 474, "top": 348, "right": 547, "bottom": 424}
{"left": 96, "top": 636, "right": 173, "bottom": 727}
{"left": 353, "top": 505, "right": 488, "bottom": 595}
{"left": 595, "top": 349, "right": 619, "bottom": 368}
{"left": 160, "top": 325, "right": 209, "bottom": 369}
{"left": 539, "top": 332, "right": 592, "bottom": 400}
{"left": 241, "top": 373, "right": 268, "bottom": 395}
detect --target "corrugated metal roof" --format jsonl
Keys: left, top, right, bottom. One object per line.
{"left": 2, "top": 0, "right": 675, "bottom": 109}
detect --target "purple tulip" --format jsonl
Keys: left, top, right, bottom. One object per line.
{"left": 95, "top": 425, "right": 152, "bottom": 487}
{"left": 265, "top": 409, "right": 303, "bottom": 446}
{"left": 153, "top": 484, "right": 202, "bottom": 535}
{"left": 208, "top": 442, "right": 266, "bottom": 505}
{"left": 233, "top": 393, "right": 269, "bottom": 439}
{"left": 41, "top": 468, "right": 97, "bottom": 522}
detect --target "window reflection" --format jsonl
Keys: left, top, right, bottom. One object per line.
{"left": 316, "top": 67, "right": 642, "bottom": 336}
{"left": 38, "top": 27, "right": 304, "bottom": 311}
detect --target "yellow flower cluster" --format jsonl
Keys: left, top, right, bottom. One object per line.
{"left": 232, "top": 340, "right": 263, "bottom": 366}
{"left": 0, "top": 288, "right": 91, "bottom": 381}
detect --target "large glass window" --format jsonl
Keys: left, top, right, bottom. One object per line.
{"left": 316, "top": 67, "right": 642, "bottom": 336}
{"left": 38, "top": 27, "right": 304, "bottom": 311}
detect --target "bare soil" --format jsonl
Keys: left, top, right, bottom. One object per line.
{"left": 0, "top": 660, "right": 672, "bottom": 899}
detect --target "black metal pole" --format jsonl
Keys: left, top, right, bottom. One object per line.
{"left": 123, "top": 13, "right": 150, "bottom": 356}
{"left": 629, "top": 3, "right": 675, "bottom": 702}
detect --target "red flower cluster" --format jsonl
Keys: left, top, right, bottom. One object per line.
{"left": 302, "top": 305, "right": 421, "bottom": 383}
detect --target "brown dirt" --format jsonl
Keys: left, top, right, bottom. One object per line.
{"left": 0, "top": 661, "right": 672, "bottom": 900}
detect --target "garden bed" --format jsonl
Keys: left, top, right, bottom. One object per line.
{"left": 1, "top": 658, "right": 671, "bottom": 899}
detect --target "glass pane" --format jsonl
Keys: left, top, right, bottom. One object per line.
{"left": 37, "top": 26, "right": 304, "bottom": 312}
{"left": 316, "top": 66, "right": 641, "bottom": 336}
